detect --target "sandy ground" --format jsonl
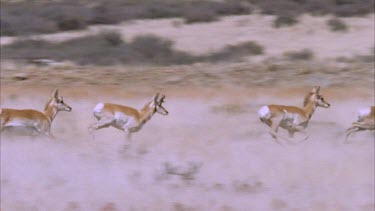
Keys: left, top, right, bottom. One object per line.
{"left": 1, "top": 14, "right": 374, "bottom": 60}
{"left": 0, "top": 85, "right": 374, "bottom": 211}
{"left": 0, "top": 11, "right": 374, "bottom": 211}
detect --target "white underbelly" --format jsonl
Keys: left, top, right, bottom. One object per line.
{"left": 5, "top": 120, "right": 33, "bottom": 128}
{"left": 113, "top": 113, "right": 140, "bottom": 132}
{"left": 3, "top": 120, "right": 39, "bottom": 135}
{"left": 280, "top": 112, "right": 305, "bottom": 129}
{"left": 280, "top": 118, "right": 295, "bottom": 129}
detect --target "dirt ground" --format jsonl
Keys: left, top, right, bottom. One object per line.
{"left": 1, "top": 83, "right": 374, "bottom": 211}
{"left": 1, "top": 13, "right": 374, "bottom": 211}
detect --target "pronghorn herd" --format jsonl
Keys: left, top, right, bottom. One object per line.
{"left": 0, "top": 87, "right": 374, "bottom": 147}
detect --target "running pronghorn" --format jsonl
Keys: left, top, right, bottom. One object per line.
{"left": 258, "top": 86, "right": 330, "bottom": 144}
{"left": 345, "top": 106, "right": 375, "bottom": 142}
{"left": 89, "top": 93, "right": 168, "bottom": 148}
{"left": 0, "top": 89, "right": 72, "bottom": 138}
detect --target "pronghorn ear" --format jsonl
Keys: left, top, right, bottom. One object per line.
{"left": 312, "top": 86, "right": 320, "bottom": 93}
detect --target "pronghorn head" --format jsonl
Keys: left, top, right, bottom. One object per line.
{"left": 49, "top": 89, "right": 72, "bottom": 112}
{"left": 153, "top": 93, "right": 168, "bottom": 115}
{"left": 307, "top": 86, "right": 330, "bottom": 108}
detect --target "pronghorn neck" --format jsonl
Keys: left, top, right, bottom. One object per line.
{"left": 44, "top": 99, "right": 59, "bottom": 123}
{"left": 302, "top": 100, "right": 318, "bottom": 120}
{"left": 138, "top": 101, "right": 156, "bottom": 125}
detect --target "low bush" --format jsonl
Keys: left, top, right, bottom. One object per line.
{"left": 327, "top": 18, "right": 348, "bottom": 32}
{"left": 2, "top": 33, "right": 265, "bottom": 65}
{"left": 207, "top": 41, "right": 264, "bottom": 61}
{"left": 1, "top": 0, "right": 252, "bottom": 36}
{"left": 101, "top": 31, "right": 124, "bottom": 46}
{"left": 3, "top": 0, "right": 372, "bottom": 36}
{"left": 273, "top": 15, "right": 299, "bottom": 28}
{"left": 247, "top": 0, "right": 374, "bottom": 17}
{"left": 0, "top": 14, "right": 58, "bottom": 36}
{"left": 1, "top": 33, "right": 196, "bottom": 65}
{"left": 284, "top": 49, "right": 314, "bottom": 60}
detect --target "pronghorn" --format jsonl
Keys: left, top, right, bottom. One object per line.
{"left": 0, "top": 89, "right": 72, "bottom": 138}
{"left": 345, "top": 106, "right": 375, "bottom": 142}
{"left": 258, "top": 86, "right": 330, "bottom": 144}
{"left": 89, "top": 93, "right": 168, "bottom": 148}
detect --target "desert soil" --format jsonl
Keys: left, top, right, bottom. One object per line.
{"left": 1, "top": 14, "right": 374, "bottom": 211}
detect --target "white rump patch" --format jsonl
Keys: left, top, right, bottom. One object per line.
{"left": 258, "top": 106, "right": 271, "bottom": 119}
{"left": 93, "top": 103, "right": 104, "bottom": 114}
{"left": 357, "top": 107, "right": 371, "bottom": 121}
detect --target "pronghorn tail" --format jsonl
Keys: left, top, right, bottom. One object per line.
{"left": 258, "top": 105, "right": 272, "bottom": 125}
{"left": 92, "top": 103, "right": 105, "bottom": 120}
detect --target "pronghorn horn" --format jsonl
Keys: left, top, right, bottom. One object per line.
{"left": 312, "top": 86, "right": 320, "bottom": 93}
{"left": 160, "top": 94, "right": 166, "bottom": 102}
{"left": 52, "top": 89, "right": 59, "bottom": 98}
{"left": 154, "top": 93, "right": 160, "bottom": 102}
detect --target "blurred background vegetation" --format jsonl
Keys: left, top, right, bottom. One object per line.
{"left": 1, "top": 0, "right": 373, "bottom": 36}
{"left": 0, "top": 0, "right": 374, "bottom": 66}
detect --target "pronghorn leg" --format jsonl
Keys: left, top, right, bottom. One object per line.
{"left": 352, "top": 121, "right": 375, "bottom": 130}
{"left": 88, "top": 118, "right": 115, "bottom": 139}
{"left": 297, "top": 127, "right": 309, "bottom": 140}
{"left": 123, "top": 129, "right": 132, "bottom": 149}
{"left": 33, "top": 124, "right": 52, "bottom": 139}
{"left": 288, "top": 126, "right": 309, "bottom": 144}
{"left": 268, "top": 116, "right": 284, "bottom": 145}
{"left": 45, "top": 126, "right": 56, "bottom": 140}
{"left": 288, "top": 130, "right": 295, "bottom": 138}
{"left": 42, "top": 132, "right": 55, "bottom": 140}
{"left": 345, "top": 126, "right": 361, "bottom": 143}
{"left": 0, "top": 121, "right": 5, "bottom": 132}
{"left": 44, "top": 127, "right": 56, "bottom": 140}
{"left": 89, "top": 118, "right": 114, "bottom": 131}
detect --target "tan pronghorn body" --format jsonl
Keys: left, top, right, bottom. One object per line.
{"left": 0, "top": 89, "right": 72, "bottom": 138}
{"left": 345, "top": 106, "right": 375, "bottom": 142}
{"left": 89, "top": 93, "right": 168, "bottom": 148}
{"left": 258, "top": 86, "right": 330, "bottom": 144}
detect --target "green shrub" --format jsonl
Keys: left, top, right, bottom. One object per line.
{"left": 101, "top": 31, "right": 124, "bottom": 46}
{"left": 57, "top": 18, "right": 87, "bottom": 31}
{"left": 207, "top": 41, "right": 264, "bottom": 62}
{"left": 3, "top": 0, "right": 372, "bottom": 36}
{"left": 248, "top": 0, "right": 374, "bottom": 17}
{"left": 284, "top": 49, "right": 314, "bottom": 60}
{"left": 327, "top": 18, "right": 348, "bottom": 32}
{"left": 183, "top": 9, "right": 218, "bottom": 24}
{"left": 273, "top": 15, "right": 299, "bottom": 28}
{"left": 0, "top": 0, "right": 252, "bottom": 36}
